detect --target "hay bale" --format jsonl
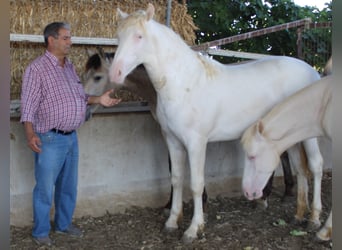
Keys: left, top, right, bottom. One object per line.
{"left": 10, "top": 0, "right": 197, "bottom": 101}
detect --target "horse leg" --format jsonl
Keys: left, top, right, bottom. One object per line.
{"left": 280, "top": 151, "right": 295, "bottom": 199}
{"left": 258, "top": 152, "right": 294, "bottom": 209}
{"left": 262, "top": 171, "right": 274, "bottom": 199}
{"left": 287, "top": 144, "right": 310, "bottom": 224}
{"left": 251, "top": 171, "right": 274, "bottom": 209}
{"left": 163, "top": 155, "right": 173, "bottom": 212}
{"left": 164, "top": 154, "right": 208, "bottom": 213}
{"left": 316, "top": 210, "right": 332, "bottom": 241}
{"left": 164, "top": 137, "right": 187, "bottom": 232}
{"left": 182, "top": 140, "right": 207, "bottom": 243}
{"left": 202, "top": 185, "right": 208, "bottom": 213}
{"left": 303, "top": 137, "right": 323, "bottom": 228}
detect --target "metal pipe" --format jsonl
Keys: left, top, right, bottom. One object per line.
{"left": 10, "top": 33, "right": 118, "bottom": 45}
{"left": 166, "top": 0, "right": 172, "bottom": 27}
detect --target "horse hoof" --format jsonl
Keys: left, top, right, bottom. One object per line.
{"left": 258, "top": 199, "right": 268, "bottom": 209}
{"left": 182, "top": 234, "right": 196, "bottom": 244}
{"left": 163, "top": 207, "right": 170, "bottom": 217}
{"left": 307, "top": 220, "right": 321, "bottom": 231}
{"left": 292, "top": 217, "right": 308, "bottom": 227}
{"left": 162, "top": 226, "right": 178, "bottom": 234}
{"left": 316, "top": 230, "right": 332, "bottom": 242}
{"left": 251, "top": 199, "right": 268, "bottom": 210}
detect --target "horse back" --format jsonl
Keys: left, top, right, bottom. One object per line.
{"left": 159, "top": 56, "right": 320, "bottom": 142}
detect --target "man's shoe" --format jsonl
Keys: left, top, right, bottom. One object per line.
{"left": 33, "top": 236, "right": 53, "bottom": 246}
{"left": 55, "top": 224, "right": 83, "bottom": 238}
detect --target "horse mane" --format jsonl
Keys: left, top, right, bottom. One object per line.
{"left": 117, "top": 5, "right": 224, "bottom": 81}
{"left": 117, "top": 10, "right": 149, "bottom": 33}
{"left": 241, "top": 123, "right": 259, "bottom": 150}
{"left": 241, "top": 120, "right": 272, "bottom": 151}
{"left": 117, "top": 6, "right": 194, "bottom": 53}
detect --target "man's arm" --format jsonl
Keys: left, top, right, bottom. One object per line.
{"left": 87, "top": 89, "right": 121, "bottom": 107}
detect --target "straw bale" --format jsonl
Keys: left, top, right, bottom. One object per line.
{"left": 10, "top": 0, "right": 198, "bottom": 101}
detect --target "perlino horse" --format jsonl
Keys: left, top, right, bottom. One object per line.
{"left": 241, "top": 72, "right": 332, "bottom": 241}
{"left": 83, "top": 49, "right": 295, "bottom": 210}
{"left": 83, "top": 48, "right": 209, "bottom": 212}
{"left": 109, "top": 3, "right": 323, "bottom": 242}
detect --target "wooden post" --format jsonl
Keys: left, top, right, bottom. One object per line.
{"left": 297, "top": 27, "right": 303, "bottom": 59}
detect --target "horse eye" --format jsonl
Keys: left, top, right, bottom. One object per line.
{"left": 94, "top": 76, "right": 102, "bottom": 82}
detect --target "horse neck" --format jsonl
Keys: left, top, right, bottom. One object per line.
{"left": 144, "top": 21, "right": 202, "bottom": 88}
{"left": 262, "top": 82, "right": 330, "bottom": 153}
{"left": 270, "top": 125, "right": 324, "bottom": 155}
{"left": 151, "top": 20, "right": 192, "bottom": 54}
{"left": 125, "top": 65, "right": 157, "bottom": 108}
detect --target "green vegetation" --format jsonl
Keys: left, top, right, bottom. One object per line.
{"left": 186, "top": 0, "right": 332, "bottom": 69}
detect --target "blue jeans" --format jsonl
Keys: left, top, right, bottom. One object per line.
{"left": 32, "top": 130, "right": 79, "bottom": 237}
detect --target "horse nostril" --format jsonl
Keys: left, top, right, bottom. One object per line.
{"left": 118, "top": 69, "right": 122, "bottom": 76}
{"left": 253, "top": 192, "right": 257, "bottom": 198}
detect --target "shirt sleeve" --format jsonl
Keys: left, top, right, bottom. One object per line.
{"left": 20, "top": 64, "right": 42, "bottom": 123}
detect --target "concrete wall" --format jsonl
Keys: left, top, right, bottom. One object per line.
{"left": 10, "top": 111, "right": 332, "bottom": 226}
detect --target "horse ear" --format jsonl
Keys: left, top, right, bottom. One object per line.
{"left": 117, "top": 8, "right": 129, "bottom": 19}
{"left": 256, "top": 120, "right": 264, "bottom": 136}
{"left": 86, "top": 49, "right": 96, "bottom": 57}
{"left": 96, "top": 46, "right": 105, "bottom": 59}
{"left": 146, "top": 3, "right": 155, "bottom": 20}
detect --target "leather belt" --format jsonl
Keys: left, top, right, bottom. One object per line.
{"left": 51, "top": 128, "right": 74, "bottom": 135}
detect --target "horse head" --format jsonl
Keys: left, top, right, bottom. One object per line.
{"left": 83, "top": 48, "right": 114, "bottom": 96}
{"left": 241, "top": 121, "right": 280, "bottom": 200}
{"left": 83, "top": 47, "right": 157, "bottom": 114}
{"left": 109, "top": 3, "right": 156, "bottom": 84}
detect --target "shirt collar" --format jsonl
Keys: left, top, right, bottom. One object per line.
{"left": 45, "top": 50, "right": 71, "bottom": 67}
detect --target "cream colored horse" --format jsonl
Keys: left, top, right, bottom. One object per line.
{"left": 83, "top": 49, "right": 296, "bottom": 209}
{"left": 109, "top": 3, "right": 323, "bottom": 242}
{"left": 241, "top": 74, "right": 332, "bottom": 240}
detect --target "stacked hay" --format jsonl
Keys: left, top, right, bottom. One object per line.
{"left": 10, "top": 0, "right": 197, "bottom": 101}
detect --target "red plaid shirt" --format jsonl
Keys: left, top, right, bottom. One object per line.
{"left": 20, "top": 51, "right": 88, "bottom": 133}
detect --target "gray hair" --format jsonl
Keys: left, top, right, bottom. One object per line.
{"left": 43, "top": 22, "right": 70, "bottom": 47}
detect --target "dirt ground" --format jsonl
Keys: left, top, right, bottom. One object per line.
{"left": 11, "top": 171, "right": 332, "bottom": 250}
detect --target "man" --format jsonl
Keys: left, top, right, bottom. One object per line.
{"left": 20, "top": 22, "right": 121, "bottom": 246}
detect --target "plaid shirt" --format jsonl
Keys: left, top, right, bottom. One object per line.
{"left": 20, "top": 51, "right": 88, "bottom": 133}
